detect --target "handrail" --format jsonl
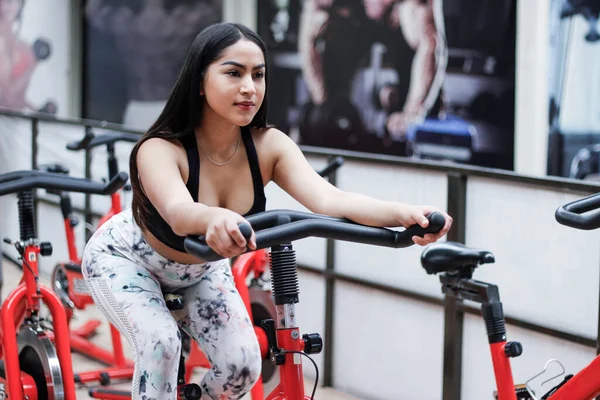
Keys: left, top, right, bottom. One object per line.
{"left": 2, "top": 107, "right": 599, "bottom": 193}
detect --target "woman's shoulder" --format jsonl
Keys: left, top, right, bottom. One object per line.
{"left": 249, "top": 126, "right": 293, "bottom": 148}
{"left": 137, "top": 134, "right": 188, "bottom": 163}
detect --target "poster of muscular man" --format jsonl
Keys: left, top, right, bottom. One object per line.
{"left": 259, "top": 0, "right": 517, "bottom": 170}
{"left": 83, "top": 0, "right": 222, "bottom": 132}
{"left": 0, "top": 0, "right": 63, "bottom": 115}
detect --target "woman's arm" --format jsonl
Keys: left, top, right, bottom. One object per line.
{"left": 268, "top": 129, "right": 452, "bottom": 244}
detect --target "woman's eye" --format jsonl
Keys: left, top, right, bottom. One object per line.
{"left": 226, "top": 70, "right": 240, "bottom": 77}
{"left": 254, "top": 72, "right": 265, "bottom": 79}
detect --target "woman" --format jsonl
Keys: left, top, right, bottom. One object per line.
{"left": 81, "top": 22, "right": 452, "bottom": 400}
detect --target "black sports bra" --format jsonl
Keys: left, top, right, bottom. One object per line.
{"left": 144, "top": 126, "right": 266, "bottom": 252}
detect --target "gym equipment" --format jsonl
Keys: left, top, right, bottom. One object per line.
{"left": 404, "top": 114, "right": 475, "bottom": 162}
{"left": 421, "top": 192, "right": 600, "bottom": 400}
{"left": 87, "top": 150, "right": 343, "bottom": 398}
{"left": 0, "top": 169, "right": 127, "bottom": 400}
{"left": 43, "top": 129, "right": 138, "bottom": 387}
{"left": 298, "top": 99, "right": 366, "bottom": 147}
{"left": 184, "top": 210, "right": 446, "bottom": 400}
{"left": 156, "top": 157, "right": 345, "bottom": 400}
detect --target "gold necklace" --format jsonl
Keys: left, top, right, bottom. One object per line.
{"left": 198, "top": 135, "right": 241, "bottom": 166}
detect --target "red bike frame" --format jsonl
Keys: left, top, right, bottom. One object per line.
{"left": 265, "top": 328, "right": 310, "bottom": 400}
{"left": 491, "top": 342, "right": 518, "bottom": 400}
{"left": 492, "top": 353, "right": 600, "bottom": 399}
{"left": 549, "top": 358, "right": 600, "bottom": 399}
{"left": 0, "top": 244, "right": 77, "bottom": 400}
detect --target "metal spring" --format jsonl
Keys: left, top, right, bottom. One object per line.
{"left": 18, "top": 191, "right": 36, "bottom": 241}
{"left": 269, "top": 244, "right": 299, "bottom": 305}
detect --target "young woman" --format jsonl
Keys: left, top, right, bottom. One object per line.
{"left": 81, "top": 22, "right": 452, "bottom": 400}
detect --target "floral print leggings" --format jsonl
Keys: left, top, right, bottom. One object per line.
{"left": 81, "top": 209, "right": 261, "bottom": 400}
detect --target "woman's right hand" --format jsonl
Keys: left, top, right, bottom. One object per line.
{"left": 205, "top": 208, "right": 257, "bottom": 258}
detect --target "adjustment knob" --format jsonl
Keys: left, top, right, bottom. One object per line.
{"left": 303, "top": 333, "right": 323, "bottom": 354}
{"left": 504, "top": 341, "right": 523, "bottom": 358}
{"left": 40, "top": 242, "right": 53, "bottom": 257}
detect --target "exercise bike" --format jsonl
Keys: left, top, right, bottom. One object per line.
{"left": 182, "top": 209, "right": 446, "bottom": 400}
{"left": 87, "top": 155, "right": 346, "bottom": 400}
{"left": 40, "top": 130, "right": 139, "bottom": 387}
{"left": 0, "top": 169, "right": 127, "bottom": 400}
{"left": 419, "top": 192, "right": 600, "bottom": 400}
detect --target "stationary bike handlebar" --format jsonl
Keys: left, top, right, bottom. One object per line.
{"left": 555, "top": 192, "right": 600, "bottom": 230}
{"left": 66, "top": 130, "right": 139, "bottom": 151}
{"left": 0, "top": 170, "right": 129, "bottom": 196}
{"left": 184, "top": 210, "right": 446, "bottom": 261}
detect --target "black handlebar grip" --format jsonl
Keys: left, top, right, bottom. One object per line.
{"left": 102, "top": 172, "right": 129, "bottom": 195}
{"left": 66, "top": 131, "right": 95, "bottom": 151}
{"left": 555, "top": 192, "right": 600, "bottom": 230}
{"left": 238, "top": 222, "right": 253, "bottom": 240}
{"left": 402, "top": 211, "right": 446, "bottom": 240}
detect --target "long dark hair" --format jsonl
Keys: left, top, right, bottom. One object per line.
{"left": 129, "top": 22, "right": 271, "bottom": 231}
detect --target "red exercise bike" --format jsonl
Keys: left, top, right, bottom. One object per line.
{"left": 0, "top": 169, "right": 127, "bottom": 400}
{"left": 88, "top": 154, "right": 345, "bottom": 400}
{"left": 183, "top": 209, "right": 446, "bottom": 400}
{"left": 420, "top": 192, "right": 600, "bottom": 400}
{"left": 42, "top": 130, "right": 139, "bottom": 387}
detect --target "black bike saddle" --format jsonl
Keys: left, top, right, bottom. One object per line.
{"left": 421, "top": 241, "right": 495, "bottom": 275}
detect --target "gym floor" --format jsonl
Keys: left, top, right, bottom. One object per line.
{"left": 2, "top": 257, "right": 358, "bottom": 400}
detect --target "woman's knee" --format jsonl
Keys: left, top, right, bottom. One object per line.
{"left": 217, "top": 338, "right": 262, "bottom": 393}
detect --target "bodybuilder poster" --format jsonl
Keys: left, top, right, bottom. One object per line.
{"left": 258, "top": 0, "right": 517, "bottom": 170}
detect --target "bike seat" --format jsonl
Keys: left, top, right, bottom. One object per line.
{"left": 421, "top": 241, "right": 495, "bottom": 275}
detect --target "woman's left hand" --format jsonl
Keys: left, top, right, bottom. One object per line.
{"left": 396, "top": 204, "right": 453, "bottom": 246}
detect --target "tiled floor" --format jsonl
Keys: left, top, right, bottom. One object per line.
{"left": 1, "top": 257, "right": 359, "bottom": 400}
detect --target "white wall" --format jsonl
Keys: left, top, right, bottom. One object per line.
{"left": 514, "top": 0, "right": 551, "bottom": 177}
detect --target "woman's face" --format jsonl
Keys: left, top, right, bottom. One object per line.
{"left": 0, "top": 0, "right": 23, "bottom": 24}
{"left": 202, "top": 39, "right": 266, "bottom": 127}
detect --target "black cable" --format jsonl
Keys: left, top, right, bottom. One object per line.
{"left": 21, "top": 257, "right": 39, "bottom": 286}
{"left": 284, "top": 350, "right": 319, "bottom": 400}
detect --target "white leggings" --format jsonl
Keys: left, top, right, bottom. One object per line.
{"left": 81, "top": 209, "right": 261, "bottom": 400}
